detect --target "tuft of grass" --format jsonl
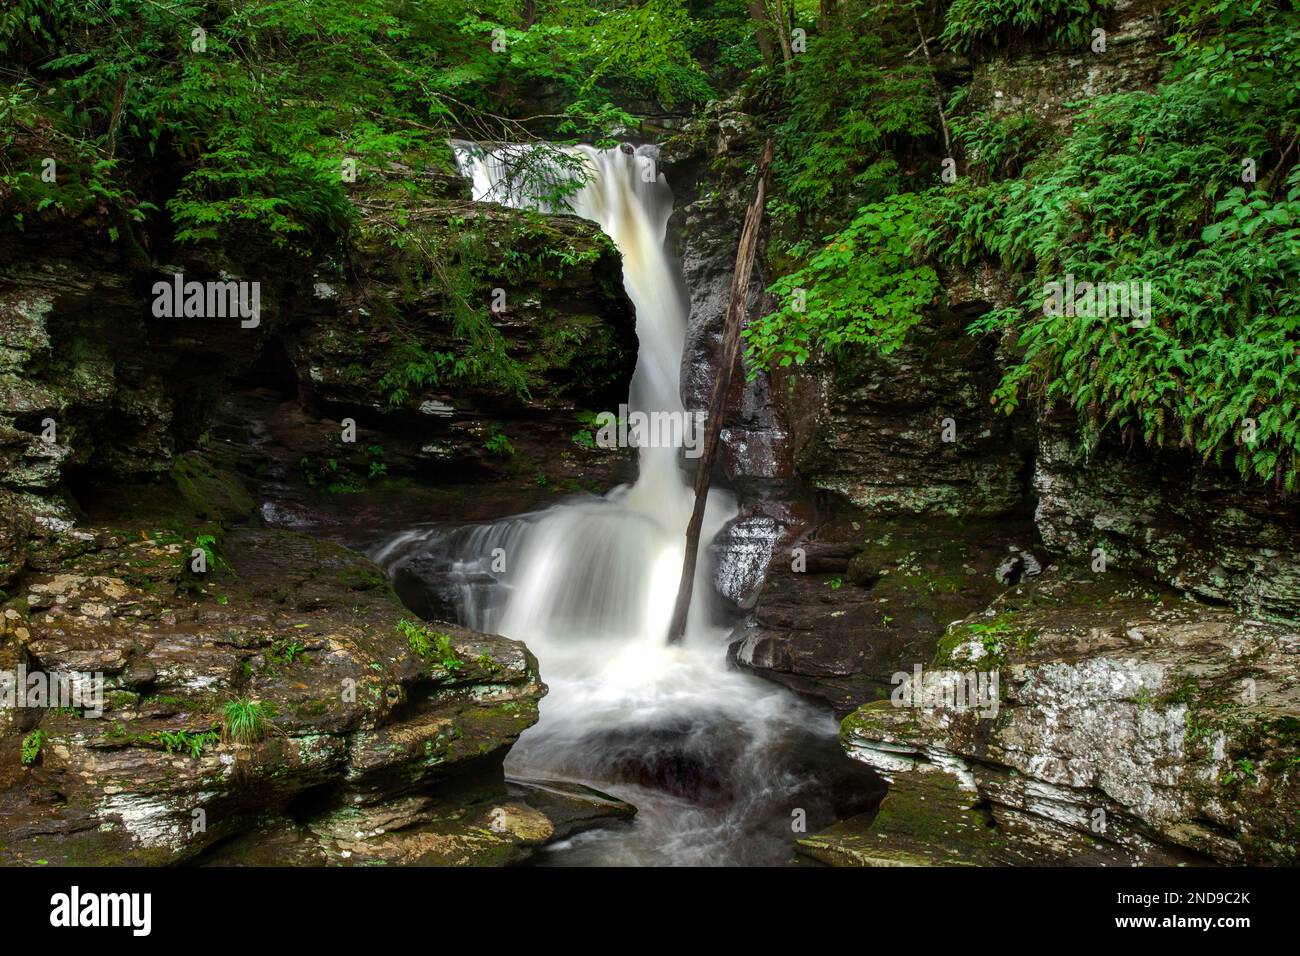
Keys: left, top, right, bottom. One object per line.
{"left": 222, "top": 699, "right": 275, "bottom": 745}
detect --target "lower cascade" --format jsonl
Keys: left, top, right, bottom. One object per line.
{"left": 372, "top": 143, "right": 868, "bottom": 864}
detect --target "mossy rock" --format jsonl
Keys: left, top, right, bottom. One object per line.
{"left": 171, "top": 451, "right": 257, "bottom": 526}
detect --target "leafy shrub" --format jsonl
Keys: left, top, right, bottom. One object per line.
{"left": 745, "top": 192, "right": 940, "bottom": 372}
{"left": 940, "top": 0, "right": 1110, "bottom": 53}
{"left": 20, "top": 729, "right": 43, "bottom": 766}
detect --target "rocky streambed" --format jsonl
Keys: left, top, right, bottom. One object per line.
{"left": 0, "top": 487, "right": 638, "bottom": 866}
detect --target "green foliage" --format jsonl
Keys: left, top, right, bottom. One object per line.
{"left": 927, "top": 0, "right": 1300, "bottom": 488}
{"left": 20, "top": 729, "right": 43, "bottom": 766}
{"left": 376, "top": 344, "right": 457, "bottom": 410}
{"left": 222, "top": 698, "right": 274, "bottom": 744}
{"left": 194, "top": 534, "right": 218, "bottom": 568}
{"left": 746, "top": 192, "right": 940, "bottom": 372}
{"left": 398, "top": 619, "right": 464, "bottom": 672}
{"left": 490, "top": 0, "right": 716, "bottom": 113}
{"left": 156, "top": 729, "right": 220, "bottom": 758}
{"left": 938, "top": 614, "right": 1037, "bottom": 665}
{"left": 768, "top": 1, "right": 935, "bottom": 226}
{"left": 572, "top": 410, "right": 601, "bottom": 449}
{"left": 298, "top": 444, "right": 387, "bottom": 493}
{"left": 0, "top": 0, "right": 732, "bottom": 236}
{"left": 483, "top": 426, "right": 515, "bottom": 458}
{"left": 940, "top": 0, "right": 1109, "bottom": 53}
{"left": 951, "top": 109, "right": 1057, "bottom": 184}
{"left": 267, "top": 638, "right": 308, "bottom": 667}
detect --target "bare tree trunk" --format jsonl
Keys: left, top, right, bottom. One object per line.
{"left": 913, "top": 7, "right": 951, "bottom": 157}
{"left": 666, "top": 140, "right": 775, "bottom": 646}
{"left": 769, "top": 0, "right": 794, "bottom": 72}
{"left": 749, "top": 1, "right": 776, "bottom": 68}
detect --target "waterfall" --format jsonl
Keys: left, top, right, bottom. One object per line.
{"left": 449, "top": 141, "right": 738, "bottom": 655}
{"left": 371, "top": 142, "right": 860, "bottom": 865}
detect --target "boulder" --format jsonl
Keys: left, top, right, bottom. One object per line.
{"left": 0, "top": 520, "right": 566, "bottom": 866}
{"left": 829, "top": 565, "right": 1300, "bottom": 865}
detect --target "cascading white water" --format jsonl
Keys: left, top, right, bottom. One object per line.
{"left": 464, "top": 143, "right": 732, "bottom": 648}
{"left": 373, "top": 142, "right": 863, "bottom": 864}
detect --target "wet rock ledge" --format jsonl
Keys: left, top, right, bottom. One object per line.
{"left": 0, "top": 476, "right": 631, "bottom": 865}
{"left": 804, "top": 567, "right": 1300, "bottom": 866}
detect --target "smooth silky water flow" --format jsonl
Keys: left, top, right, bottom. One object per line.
{"left": 371, "top": 143, "right": 870, "bottom": 865}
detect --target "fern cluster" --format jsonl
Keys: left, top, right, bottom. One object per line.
{"left": 940, "top": 0, "right": 1110, "bottom": 53}
{"left": 753, "top": 0, "right": 1300, "bottom": 490}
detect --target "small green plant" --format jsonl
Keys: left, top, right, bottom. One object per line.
{"left": 267, "top": 638, "right": 308, "bottom": 667}
{"left": 156, "top": 729, "right": 220, "bottom": 758}
{"left": 571, "top": 410, "right": 602, "bottom": 450}
{"left": 398, "top": 619, "right": 464, "bottom": 672}
{"left": 476, "top": 651, "right": 502, "bottom": 674}
{"left": 827, "top": 577, "right": 844, "bottom": 590}
{"left": 188, "top": 533, "right": 222, "bottom": 575}
{"left": 20, "top": 729, "right": 43, "bottom": 766}
{"left": 1220, "top": 757, "right": 1260, "bottom": 789}
{"left": 398, "top": 618, "right": 430, "bottom": 656}
{"left": 483, "top": 426, "right": 515, "bottom": 458}
{"left": 299, "top": 455, "right": 365, "bottom": 493}
{"left": 963, "top": 616, "right": 1038, "bottom": 660}
{"left": 222, "top": 699, "right": 275, "bottom": 745}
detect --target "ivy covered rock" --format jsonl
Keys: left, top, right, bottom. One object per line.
{"left": 282, "top": 195, "right": 637, "bottom": 491}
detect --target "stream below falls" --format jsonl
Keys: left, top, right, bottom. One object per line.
{"left": 370, "top": 143, "right": 878, "bottom": 865}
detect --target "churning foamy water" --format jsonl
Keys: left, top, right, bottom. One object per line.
{"left": 372, "top": 143, "right": 863, "bottom": 865}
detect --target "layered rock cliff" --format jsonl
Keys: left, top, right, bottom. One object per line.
{"left": 0, "top": 164, "right": 639, "bottom": 864}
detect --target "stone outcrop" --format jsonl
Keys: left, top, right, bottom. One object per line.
{"left": 1034, "top": 411, "right": 1300, "bottom": 621}
{"left": 820, "top": 566, "right": 1300, "bottom": 865}
{"left": 780, "top": 319, "right": 1034, "bottom": 518}
{"left": 0, "top": 504, "right": 631, "bottom": 865}
{"left": 967, "top": 0, "right": 1168, "bottom": 128}
{"left": 283, "top": 200, "right": 637, "bottom": 492}
{"left": 0, "top": 172, "right": 638, "bottom": 588}
{"left": 728, "top": 511, "right": 1039, "bottom": 715}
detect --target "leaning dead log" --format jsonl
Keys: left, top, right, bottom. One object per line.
{"left": 666, "top": 139, "right": 774, "bottom": 645}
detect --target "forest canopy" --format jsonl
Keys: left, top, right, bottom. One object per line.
{"left": 2, "top": 0, "right": 1297, "bottom": 488}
